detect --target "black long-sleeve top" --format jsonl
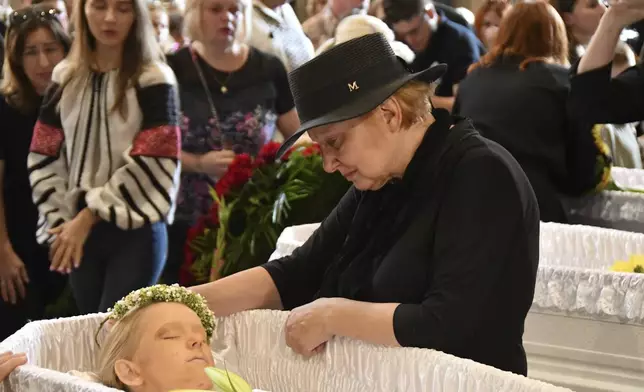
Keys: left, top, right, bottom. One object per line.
{"left": 569, "top": 62, "right": 644, "bottom": 125}
{"left": 454, "top": 57, "right": 601, "bottom": 223}
{"left": 263, "top": 110, "right": 540, "bottom": 376}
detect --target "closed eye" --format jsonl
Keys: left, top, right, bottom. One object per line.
{"left": 327, "top": 137, "right": 340, "bottom": 148}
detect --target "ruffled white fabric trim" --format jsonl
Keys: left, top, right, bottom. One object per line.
{"left": 0, "top": 314, "right": 117, "bottom": 392}
{"left": 270, "top": 222, "right": 644, "bottom": 323}
{"left": 214, "top": 310, "right": 568, "bottom": 392}
{"left": 611, "top": 167, "right": 644, "bottom": 190}
{"left": 536, "top": 222, "right": 644, "bottom": 321}
{"left": 0, "top": 311, "right": 569, "bottom": 392}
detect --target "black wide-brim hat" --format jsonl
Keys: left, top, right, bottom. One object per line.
{"left": 277, "top": 32, "right": 447, "bottom": 158}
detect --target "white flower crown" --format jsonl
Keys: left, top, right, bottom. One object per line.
{"left": 107, "top": 284, "right": 216, "bottom": 339}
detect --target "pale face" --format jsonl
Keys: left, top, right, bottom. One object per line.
{"left": 392, "top": 13, "right": 431, "bottom": 53}
{"left": 480, "top": 10, "right": 501, "bottom": 48}
{"left": 566, "top": 0, "right": 606, "bottom": 45}
{"left": 84, "top": 0, "right": 135, "bottom": 49}
{"left": 200, "top": 0, "right": 243, "bottom": 45}
{"left": 22, "top": 27, "right": 66, "bottom": 95}
{"left": 309, "top": 107, "right": 402, "bottom": 191}
{"left": 150, "top": 9, "right": 169, "bottom": 43}
{"left": 125, "top": 303, "right": 215, "bottom": 392}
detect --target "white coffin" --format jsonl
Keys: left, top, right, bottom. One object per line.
{"left": 564, "top": 167, "right": 644, "bottom": 233}
{"left": 0, "top": 311, "right": 569, "bottom": 392}
{"left": 270, "top": 222, "right": 644, "bottom": 392}
{"left": 528, "top": 222, "right": 644, "bottom": 392}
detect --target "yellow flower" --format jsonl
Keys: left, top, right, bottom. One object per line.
{"left": 610, "top": 255, "right": 644, "bottom": 273}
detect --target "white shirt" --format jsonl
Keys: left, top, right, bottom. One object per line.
{"left": 248, "top": 0, "right": 314, "bottom": 73}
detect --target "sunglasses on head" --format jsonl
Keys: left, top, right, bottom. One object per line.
{"left": 9, "top": 7, "right": 60, "bottom": 29}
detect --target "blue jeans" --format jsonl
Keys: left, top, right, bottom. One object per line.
{"left": 70, "top": 221, "right": 167, "bottom": 314}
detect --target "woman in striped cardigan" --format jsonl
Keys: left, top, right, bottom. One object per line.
{"left": 27, "top": 0, "right": 181, "bottom": 313}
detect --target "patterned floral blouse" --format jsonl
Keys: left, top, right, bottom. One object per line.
{"left": 167, "top": 46, "right": 295, "bottom": 223}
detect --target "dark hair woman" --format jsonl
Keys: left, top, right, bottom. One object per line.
{"left": 0, "top": 5, "right": 71, "bottom": 340}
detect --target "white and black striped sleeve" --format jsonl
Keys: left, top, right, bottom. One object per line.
{"left": 27, "top": 81, "right": 72, "bottom": 245}
{"left": 82, "top": 62, "right": 181, "bottom": 229}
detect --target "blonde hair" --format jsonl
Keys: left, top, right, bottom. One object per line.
{"left": 60, "top": 0, "right": 164, "bottom": 117}
{"left": 183, "top": 0, "right": 252, "bottom": 43}
{"left": 95, "top": 308, "right": 149, "bottom": 390}
{"left": 316, "top": 15, "right": 415, "bottom": 64}
{"left": 390, "top": 80, "right": 433, "bottom": 130}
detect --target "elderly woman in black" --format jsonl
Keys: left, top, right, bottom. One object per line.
{"left": 192, "top": 33, "right": 540, "bottom": 376}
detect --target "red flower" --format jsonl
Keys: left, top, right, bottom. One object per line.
{"left": 258, "top": 142, "right": 281, "bottom": 164}
{"left": 214, "top": 177, "right": 231, "bottom": 197}
{"left": 215, "top": 153, "right": 254, "bottom": 197}
{"left": 281, "top": 147, "right": 295, "bottom": 161}
{"left": 232, "top": 153, "right": 253, "bottom": 169}
{"left": 186, "top": 216, "right": 207, "bottom": 244}
{"left": 179, "top": 265, "right": 194, "bottom": 286}
{"left": 253, "top": 157, "right": 266, "bottom": 168}
{"left": 207, "top": 204, "right": 219, "bottom": 226}
{"left": 301, "top": 144, "right": 321, "bottom": 157}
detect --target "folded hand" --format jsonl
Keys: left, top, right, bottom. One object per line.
{"left": 48, "top": 208, "right": 96, "bottom": 273}
{"left": 606, "top": 0, "right": 644, "bottom": 28}
{"left": 284, "top": 298, "right": 334, "bottom": 357}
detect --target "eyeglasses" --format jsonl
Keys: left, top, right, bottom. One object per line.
{"left": 9, "top": 7, "right": 60, "bottom": 29}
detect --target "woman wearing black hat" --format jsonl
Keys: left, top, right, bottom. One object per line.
{"left": 192, "top": 32, "right": 540, "bottom": 376}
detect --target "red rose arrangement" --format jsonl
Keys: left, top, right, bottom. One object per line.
{"left": 181, "top": 142, "right": 348, "bottom": 284}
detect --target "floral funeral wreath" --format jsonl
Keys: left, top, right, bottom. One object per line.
{"left": 107, "top": 284, "right": 216, "bottom": 340}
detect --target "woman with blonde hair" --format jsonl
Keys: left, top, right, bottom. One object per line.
{"left": 148, "top": 1, "right": 175, "bottom": 53}
{"left": 455, "top": 1, "right": 602, "bottom": 222}
{"left": 93, "top": 285, "right": 217, "bottom": 391}
{"left": 193, "top": 33, "right": 539, "bottom": 376}
{"left": 27, "top": 0, "right": 181, "bottom": 314}
{"left": 162, "top": 0, "right": 300, "bottom": 284}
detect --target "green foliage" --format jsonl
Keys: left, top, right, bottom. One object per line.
{"left": 189, "top": 145, "right": 351, "bottom": 282}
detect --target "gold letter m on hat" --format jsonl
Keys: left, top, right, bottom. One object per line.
{"left": 348, "top": 81, "right": 359, "bottom": 92}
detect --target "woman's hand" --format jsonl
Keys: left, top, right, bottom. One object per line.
{"left": 48, "top": 208, "right": 96, "bottom": 273}
{"left": 198, "top": 150, "right": 235, "bottom": 177}
{"left": 285, "top": 298, "right": 334, "bottom": 357}
{"left": 0, "top": 245, "right": 29, "bottom": 304}
{"left": 606, "top": 0, "right": 644, "bottom": 28}
{"left": 0, "top": 352, "right": 26, "bottom": 381}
